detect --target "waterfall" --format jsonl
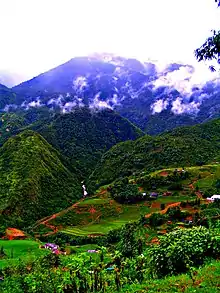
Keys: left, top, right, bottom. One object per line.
{"left": 81, "top": 181, "right": 88, "bottom": 197}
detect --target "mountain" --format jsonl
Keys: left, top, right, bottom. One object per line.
{"left": 3, "top": 54, "right": 219, "bottom": 134}
{"left": 28, "top": 107, "right": 143, "bottom": 177}
{"left": 0, "top": 83, "right": 17, "bottom": 109}
{"left": 88, "top": 118, "right": 220, "bottom": 190}
{"left": 0, "top": 130, "right": 81, "bottom": 228}
{"left": 0, "top": 107, "right": 143, "bottom": 178}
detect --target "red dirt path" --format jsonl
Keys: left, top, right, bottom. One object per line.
{"left": 35, "top": 198, "right": 85, "bottom": 236}
{"left": 159, "top": 171, "right": 169, "bottom": 177}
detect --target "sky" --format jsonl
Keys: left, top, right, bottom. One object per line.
{"left": 0, "top": 0, "right": 220, "bottom": 86}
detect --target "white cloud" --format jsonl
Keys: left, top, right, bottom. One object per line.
{"left": 3, "top": 104, "right": 17, "bottom": 112}
{"left": 89, "top": 93, "right": 112, "bottom": 109}
{"left": 112, "top": 94, "right": 119, "bottom": 104}
{"left": 62, "top": 101, "right": 77, "bottom": 113}
{"left": 153, "top": 64, "right": 220, "bottom": 95}
{"left": 28, "top": 100, "right": 41, "bottom": 107}
{"left": 47, "top": 94, "right": 64, "bottom": 107}
{"left": 73, "top": 76, "right": 87, "bottom": 92}
{"left": 171, "top": 97, "right": 201, "bottom": 115}
{"left": 151, "top": 99, "right": 169, "bottom": 114}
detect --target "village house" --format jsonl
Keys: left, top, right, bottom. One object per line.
{"left": 149, "top": 192, "right": 158, "bottom": 199}
{"left": 207, "top": 195, "right": 220, "bottom": 201}
{"left": 163, "top": 191, "right": 172, "bottom": 196}
{"left": 41, "top": 243, "right": 67, "bottom": 255}
{"left": 43, "top": 243, "right": 59, "bottom": 250}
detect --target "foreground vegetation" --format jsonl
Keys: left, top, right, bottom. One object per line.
{"left": 0, "top": 181, "right": 219, "bottom": 292}
{"left": 122, "top": 260, "right": 220, "bottom": 293}
{"left": 1, "top": 221, "right": 219, "bottom": 292}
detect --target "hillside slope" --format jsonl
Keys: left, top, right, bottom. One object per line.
{"left": 0, "top": 84, "right": 17, "bottom": 109}
{"left": 0, "top": 107, "right": 143, "bottom": 178}
{"left": 33, "top": 108, "right": 143, "bottom": 176}
{"left": 0, "top": 130, "right": 81, "bottom": 228}
{"left": 88, "top": 118, "right": 220, "bottom": 189}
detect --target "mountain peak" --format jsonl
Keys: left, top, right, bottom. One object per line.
{"left": 0, "top": 54, "right": 218, "bottom": 134}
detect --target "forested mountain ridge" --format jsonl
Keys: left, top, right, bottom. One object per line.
{"left": 0, "top": 130, "right": 82, "bottom": 228}
{"left": 30, "top": 108, "right": 143, "bottom": 177}
{"left": 88, "top": 118, "right": 220, "bottom": 190}
{"left": 0, "top": 107, "right": 143, "bottom": 178}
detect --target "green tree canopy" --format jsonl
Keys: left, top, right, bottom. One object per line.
{"left": 195, "top": 0, "right": 220, "bottom": 70}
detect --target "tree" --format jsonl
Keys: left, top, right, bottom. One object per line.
{"left": 215, "top": 0, "right": 220, "bottom": 7}
{"left": 137, "top": 238, "right": 143, "bottom": 255}
{"left": 195, "top": 1, "right": 220, "bottom": 70}
{"left": 117, "top": 223, "right": 137, "bottom": 257}
{"left": 110, "top": 181, "right": 142, "bottom": 203}
{"left": 160, "top": 203, "right": 165, "bottom": 210}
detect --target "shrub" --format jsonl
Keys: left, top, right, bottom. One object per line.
{"left": 110, "top": 182, "right": 142, "bottom": 203}
{"left": 167, "top": 206, "right": 182, "bottom": 220}
{"left": 168, "top": 182, "right": 183, "bottom": 191}
{"left": 180, "top": 201, "right": 187, "bottom": 208}
{"left": 160, "top": 203, "right": 165, "bottom": 210}
{"left": 117, "top": 223, "right": 137, "bottom": 257}
{"left": 147, "top": 213, "right": 167, "bottom": 228}
{"left": 148, "top": 226, "right": 220, "bottom": 277}
{"left": 200, "top": 208, "right": 220, "bottom": 218}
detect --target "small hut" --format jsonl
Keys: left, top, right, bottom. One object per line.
{"left": 149, "top": 192, "right": 158, "bottom": 199}
{"left": 6, "top": 228, "right": 26, "bottom": 240}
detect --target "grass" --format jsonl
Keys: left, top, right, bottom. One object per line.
{"left": 146, "top": 164, "right": 220, "bottom": 177}
{"left": 81, "top": 219, "right": 128, "bottom": 233}
{"left": 157, "top": 195, "right": 195, "bottom": 204}
{"left": 78, "top": 198, "right": 109, "bottom": 206}
{"left": 60, "top": 227, "right": 95, "bottom": 236}
{"left": 197, "top": 175, "right": 215, "bottom": 189}
{"left": 0, "top": 239, "right": 46, "bottom": 269}
{"left": 60, "top": 203, "right": 155, "bottom": 236}
{"left": 121, "top": 260, "right": 220, "bottom": 293}
{"left": 58, "top": 195, "right": 195, "bottom": 237}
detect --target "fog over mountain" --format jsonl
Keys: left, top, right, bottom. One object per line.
{"left": 1, "top": 54, "right": 220, "bottom": 134}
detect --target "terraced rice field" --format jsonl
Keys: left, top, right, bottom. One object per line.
{"left": 61, "top": 219, "right": 129, "bottom": 236}
{"left": 78, "top": 198, "right": 109, "bottom": 206}
{"left": 60, "top": 227, "right": 99, "bottom": 236}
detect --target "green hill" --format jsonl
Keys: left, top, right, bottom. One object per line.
{"left": 0, "top": 108, "right": 143, "bottom": 178}
{"left": 27, "top": 107, "right": 143, "bottom": 177}
{"left": 0, "top": 130, "right": 81, "bottom": 228}
{"left": 0, "top": 84, "right": 17, "bottom": 109}
{"left": 88, "top": 118, "right": 220, "bottom": 190}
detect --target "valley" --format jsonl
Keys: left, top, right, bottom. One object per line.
{"left": 0, "top": 159, "right": 219, "bottom": 292}
{"left": 28, "top": 162, "right": 220, "bottom": 238}
{"left": 0, "top": 55, "right": 220, "bottom": 292}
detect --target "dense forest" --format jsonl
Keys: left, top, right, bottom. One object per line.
{"left": 0, "top": 130, "right": 82, "bottom": 228}
{"left": 88, "top": 118, "right": 220, "bottom": 190}
{"left": 0, "top": 108, "right": 143, "bottom": 178}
